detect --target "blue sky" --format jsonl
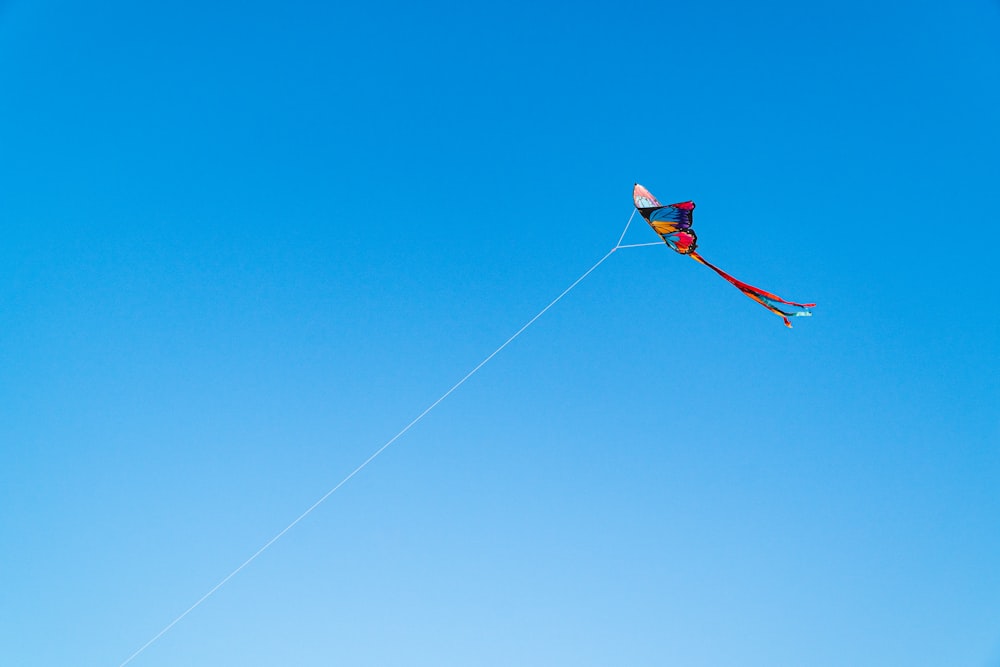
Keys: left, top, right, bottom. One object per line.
{"left": 1, "top": 0, "right": 998, "bottom": 665}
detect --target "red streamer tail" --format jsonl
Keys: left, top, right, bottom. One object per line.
{"left": 689, "top": 251, "right": 815, "bottom": 328}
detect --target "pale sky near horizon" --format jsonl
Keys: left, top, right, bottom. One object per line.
{"left": 2, "top": 1, "right": 998, "bottom": 665}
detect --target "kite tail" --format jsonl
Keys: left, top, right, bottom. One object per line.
{"left": 688, "top": 251, "right": 815, "bottom": 328}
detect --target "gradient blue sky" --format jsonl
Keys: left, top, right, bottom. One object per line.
{"left": 2, "top": 1, "right": 998, "bottom": 665}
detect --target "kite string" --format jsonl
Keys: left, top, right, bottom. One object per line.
{"left": 614, "top": 209, "right": 636, "bottom": 248}
{"left": 615, "top": 242, "right": 661, "bottom": 249}
{"left": 119, "top": 221, "right": 633, "bottom": 667}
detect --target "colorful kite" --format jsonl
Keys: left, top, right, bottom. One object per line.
{"left": 633, "top": 183, "right": 814, "bottom": 327}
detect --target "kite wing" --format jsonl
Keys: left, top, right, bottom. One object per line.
{"left": 633, "top": 184, "right": 698, "bottom": 254}
{"left": 633, "top": 182, "right": 814, "bottom": 327}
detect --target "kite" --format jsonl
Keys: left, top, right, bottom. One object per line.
{"left": 633, "top": 183, "right": 814, "bottom": 327}
{"left": 119, "top": 188, "right": 815, "bottom": 667}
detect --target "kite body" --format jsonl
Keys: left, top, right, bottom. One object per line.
{"left": 633, "top": 183, "right": 814, "bottom": 327}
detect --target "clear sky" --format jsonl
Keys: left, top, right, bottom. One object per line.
{"left": 2, "top": 1, "right": 998, "bottom": 665}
